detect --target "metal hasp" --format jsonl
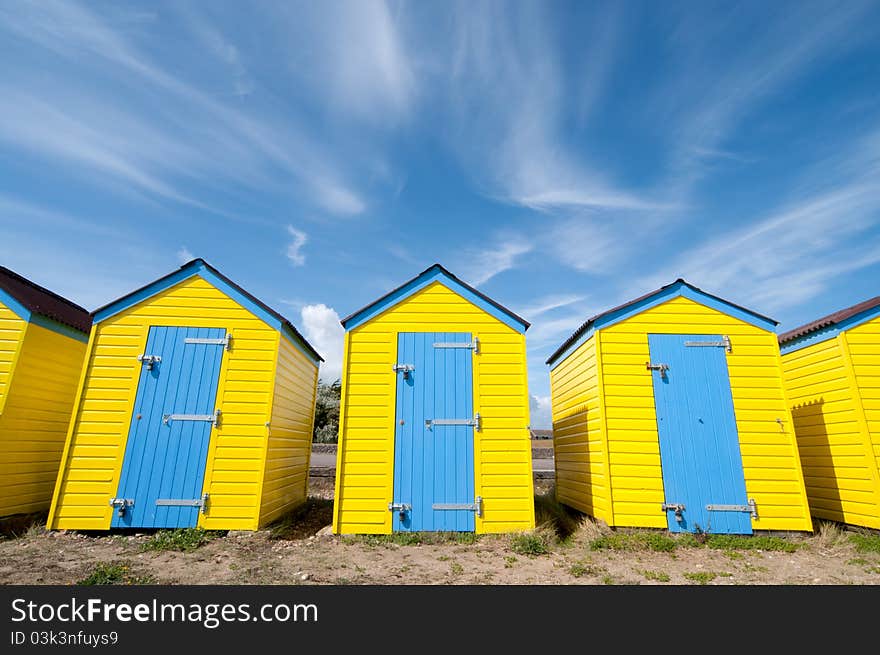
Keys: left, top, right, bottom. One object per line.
{"left": 684, "top": 335, "right": 732, "bottom": 352}
{"left": 646, "top": 362, "right": 669, "bottom": 376}
{"left": 185, "top": 334, "right": 232, "bottom": 350}
{"left": 156, "top": 493, "right": 210, "bottom": 514}
{"left": 706, "top": 498, "right": 758, "bottom": 519}
{"left": 661, "top": 502, "right": 686, "bottom": 523}
{"left": 424, "top": 413, "right": 481, "bottom": 431}
{"left": 162, "top": 408, "right": 221, "bottom": 427}
{"left": 109, "top": 498, "right": 134, "bottom": 517}
{"left": 433, "top": 337, "right": 480, "bottom": 354}
{"left": 432, "top": 496, "right": 483, "bottom": 518}
{"left": 392, "top": 363, "right": 415, "bottom": 379}
{"left": 136, "top": 354, "right": 161, "bottom": 370}
{"left": 388, "top": 501, "right": 412, "bottom": 521}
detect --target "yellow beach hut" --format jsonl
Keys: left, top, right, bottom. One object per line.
{"left": 0, "top": 266, "right": 90, "bottom": 517}
{"left": 47, "top": 258, "right": 322, "bottom": 531}
{"left": 333, "top": 264, "right": 534, "bottom": 534}
{"left": 779, "top": 295, "right": 880, "bottom": 529}
{"left": 546, "top": 279, "right": 812, "bottom": 534}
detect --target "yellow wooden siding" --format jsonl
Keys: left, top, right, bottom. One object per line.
{"left": 334, "top": 281, "right": 534, "bottom": 534}
{"left": 0, "top": 301, "right": 27, "bottom": 415}
{"left": 846, "top": 318, "right": 880, "bottom": 484}
{"left": 0, "top": 323, "right": 86, "bottom": 515}
{"left": 548, "top": 335, "right": 610, "bottom": 522}
{"left": 599, "top": 295, "right": 811, "bottom": 531}
{"left": 258, "top": 334, "right": 318, "bottom": 527}
{"left": 48, "top": 276, "right": 278, "bottom": 530}
{"left": 781, "top": 334, "right": 880, "bottom": 528}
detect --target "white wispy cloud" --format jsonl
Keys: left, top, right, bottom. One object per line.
{"left": 273, "top": 1, "right": 415, "bottom": 124}
{"left": 177, "top": 6, "right": 254, "bottom": 97}
{"left": 546, "top": 216, "right": 630, "bottom": 274}
{"left": 644, "top": 180, "right": 880, "bottom": 314}
{"left": 285, "top": 226, "right": 308, "bottom": 266}
{"left": 657, "top": 1, "right": 876, "bottom": 199}
{"left": 457, "top": 236, "right": 533, "bottom": 286}
{"left": 0, "top": 1, "right": 367, "bottom": 217}
{"left": 300, "top": 304, "right": 344, "bottom": 383}
{"left": 446, "top": 2, "right": 660, "bottom": 213}
{"left": 517, "top": 294, "right": 587, "bottom": 320}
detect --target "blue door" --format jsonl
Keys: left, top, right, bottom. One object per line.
{"left": 648, "top": 334, "right": 752, "bottom": 534}
{"left": 392, "top": 332, "right": 476, "bottom": 532}
{"left": 112, "top": 326, "right": 226, "bottom": 528}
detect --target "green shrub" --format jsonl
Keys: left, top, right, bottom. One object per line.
{"left": 589, "top": 532, "right": 677, "bottom": 552}
{"left": 140, "top": 528, "right": 222, "bottom": 553}
{"left": 683, "top": 571, "right": 717, "bottom": 585}
{"left": 849, "top": 532, "right": 880, "bottom": 554}
{"left": 705, "top": 534, "right": 799, "bottom": 553}
{"left": 510, "top": 532, "right": 549, "bottom": 556}
{"left": 77, "top": 562, "right": 155, "bottom": 585}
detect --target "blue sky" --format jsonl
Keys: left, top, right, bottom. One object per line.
{"left": 2, "top": 1, "right": 880, "bottom": 428}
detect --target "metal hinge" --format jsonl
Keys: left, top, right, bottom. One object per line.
{"left": 136, "top": 354, "right": 161, "bottom": 370}
{"left": 392, "top": 363, "right": 415, "bottom": 379}
{"left": 707, "top": 498, "right": 758, "bottom": 519}
{"left": 156, "top": 493, "right": 210, "bottom": 514}
{"left": 433, "top": 338, "right": 479, "bottom": 354}
{"left": 388, "top": 502, "right": 412, "bottom": 513}
{"left": 684, "top": 335, "right": 732, "bottom": 352}
{"left": 646, "top": 362, "right": 669, "bottom": 375}
{"left": 185, "top": 334, "right": 231, "bottom": 350}
{"left": 661, "top": 502, "right": 686, "bottom": 523}
{"left": 109, "top": 498, "right": 134, "bottom": 517}
{"left": 163, "top": 409, "right": 221, "bottom": 427}
{"left": 425, "top": 413, "right": 481, "bottom": 431}
{"left": 433, "top": 496, "right": 483, "bottom": 518}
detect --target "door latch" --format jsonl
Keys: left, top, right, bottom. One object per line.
{"left": 388, "top": 502, "right": 412, "bottom": 522}
{"left": 109, "top": 498, "right": 134, "bottom": 517}
{"left": 392, "top": 364, "right": 415, "bottom": 379}
{"left": 137, "top": 354, "right": 161, "bottom": 370}
{"left": 661, "top": 502, "right": 686, "bottom": 522}
{"left": 646, "top": 362, "right": 669, "bottom": 377}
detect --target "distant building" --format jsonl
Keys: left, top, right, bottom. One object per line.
{"left": 530, "top": 429, "right": 553, "bottom": 440}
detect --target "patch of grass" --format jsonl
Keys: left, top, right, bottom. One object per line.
{"left": 849, "top": 532, "right": 880, "bottom": 554}
{"left": 569, "top": 560, "right": 603, "bottom": 578}
{"left": 504, "top": 555, "right": 517, "bottom": 569}
{"left": 450, "top": 562, "right": 464, "bottom": 575}
{"left": 437, "top": 555, "right": 450, "bottom": 562}
{"left": 722, "top": 550, "right": 745, "bottom": 560}
{"left": 140, "top": 528, "right": 223, "bottom": 553}
{"left": 847, "top": 557, "right": 869, "bottom": 566}
{"left": 77, "top": 562, "right": 155, "bottom": 586}
{"left": 601, "top": 575, "right": 616, "bottom": 585}
{"left": 640, "top": 569, "right": 671, "bottom": 582}
{"left": 348, "top": 531, "right": 480, "bottom": 547}
{"left": 683, "top": 571, "right": 717, "bottom": 585}
{"left": 589, "top": 531, "right": 677, "bottom": 553}
{"left": 510, "top": 532, "right": 549, "bottom": 556}
{"left": 674, "top": 533, "right": 701, "bottom": 548}
{"left": 704, "top": 534, "right": 799, "bottom": 553}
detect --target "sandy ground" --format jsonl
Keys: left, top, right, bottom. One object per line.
{"left": 1, "top": 478, "right": 878, "bottom": 586}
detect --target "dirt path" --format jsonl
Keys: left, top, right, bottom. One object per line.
{"left": 1, "top": 479, "right": 878, "bottom": 586}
